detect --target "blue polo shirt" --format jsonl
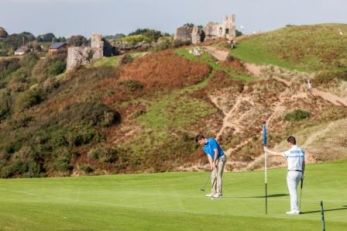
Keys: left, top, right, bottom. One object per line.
{"left": 203, "top": 138, "right": 224, "bottom": 160}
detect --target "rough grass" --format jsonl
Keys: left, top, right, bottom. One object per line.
{"left": 176, "top": 48, "right": 254, "bottom": 82}
{"left": 119, "top": 50, "right": 211, "bottom": 89}
{"left": 0, "top": 160, "right": 346, "bottom": 230}
{"left": 231, "top": 24, "right": 347, "bottom": 72}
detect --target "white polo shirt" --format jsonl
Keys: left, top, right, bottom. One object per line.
{"left": 282, "top": 145, "right": 305, "bottom": 171}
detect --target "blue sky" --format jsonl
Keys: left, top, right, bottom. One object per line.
{"left": 0, "top": 0, "right": 346, "bottom": 37}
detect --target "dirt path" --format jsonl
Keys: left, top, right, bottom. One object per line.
{"left": 242, "top": 61, "right": 347, "bottom": 107}
{"left": 204, "top": 46, "right": 229, "bottom": 61}
{"left": 312, "top": 89, "right": 347, "bottom": 107}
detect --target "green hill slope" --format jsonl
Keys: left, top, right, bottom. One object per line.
{"left": 231, "top": 24, "right": 347, "bottom": 72}
{"left": 0, "top": 160, "right": 346, "bottom": 230}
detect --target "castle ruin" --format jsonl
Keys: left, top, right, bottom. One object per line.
{"left": 175, "top": 15, "right": 236, "bottom": 45}
{"left": 67, "top": 34, "right": 117, "bottom": 71}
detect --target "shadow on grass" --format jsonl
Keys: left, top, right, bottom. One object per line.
{"left": 301, "top": 206, "right": 347, "bottom": 214}
{"left": 223, "top": 193, "right": 289, "bottom": 199}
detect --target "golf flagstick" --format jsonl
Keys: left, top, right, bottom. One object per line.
{"left": 299, "top": 176, "right": 304, "bottom": 211}
{"left": 262, "top": 122, "right": 268, "bottom": 214}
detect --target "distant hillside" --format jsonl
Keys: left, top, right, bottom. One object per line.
{"left": 0, "top": 24, "right": 346, "bottom": 178}
{"left": 232, "top": 24, "right": 347, "bottom": 72}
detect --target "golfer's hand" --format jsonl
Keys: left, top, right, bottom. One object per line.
{"left": 210, "top": 164, "right": 214, "bottom": 170}
{"left": 263, "top": 146, "right": 268, "bottom": 152}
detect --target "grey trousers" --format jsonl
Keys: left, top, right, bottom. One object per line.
{"left": 211, "top": 155, "right": 226, "bottom": 195}
{"left": 287, "top": 171, "right": 302, "bottom": 212}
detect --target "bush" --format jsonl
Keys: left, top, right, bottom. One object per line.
{"left": 32, "top": 53, "right": 66, "bottom": 81}
{"left": 53, "top": 148, "right": 73, "bottom": 172}
{"left": 47, "top": 60, "right": 66, "bottom": 76}
{"left": 120, "top": 54, "right": 133, "bottom": 65}
{"left": 284, "top": 109, "right": 310, "bottom": 121}
{"left": 128, "top": 28, "right": 163, "bottom": 42}
{"left": 80, "top": 164, "right": 94, "bottom": 174}
{"left": 57, "top": 102, "right": 121, "bottom": 127}
{"left": 119, "top": 80, "right": 144, "bottom": 91}
{"left": 0, "top": 160, "right": 27, "bottom": 178}
{"left": 0, "top": 58, "right": 20, "bottom": 79}
{"left": 66, "top": 127, "right": 96, "bottom": 146}
{"left": 9, "top": 114, "right": 33, "bottom": 129}
{"left": 87, "top": 145, "right": 118, "bottom": 163}
{"left": 15, "top": 88, "right": 44, "bottom": 111}
{"left": 153, "top": 37, "right": 172, "bottom": 51}
{"left": 0, "top": 90, "right": 12, "bottom": 120}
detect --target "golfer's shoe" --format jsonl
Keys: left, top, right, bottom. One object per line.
{"left": 286, "top": 210, "right": 300, "bottom": 215}
{"left": 205, "top": 193, "right": 214, "bottom": 197}
{"left": 212, "top": 193, "right": 222, "bottom": 198}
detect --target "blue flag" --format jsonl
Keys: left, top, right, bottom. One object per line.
{"left": 262, "top": 124, "right": 267, "bottom": 146}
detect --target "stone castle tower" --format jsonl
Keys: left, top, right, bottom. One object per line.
{"left": 91, "top": 33, "right": 104, "bottom": 59}
{"left": 223, "top": 15, "right": 236, "bottom": 40}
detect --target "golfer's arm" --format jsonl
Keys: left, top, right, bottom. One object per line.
{"left": 213, "top": 149, "right": 218, "bottom": 164}
{"left": 265, "top": 148, "right": 283, "bottom": 157}
{"left": 207, "top": 155, "right": 214, "bottom": 169}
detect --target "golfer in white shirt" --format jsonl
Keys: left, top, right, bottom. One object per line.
{"left": 264, "top": 136, "right": 305, "bottom": 215}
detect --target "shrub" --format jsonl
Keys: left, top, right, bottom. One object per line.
{"left": 0, "top": 160, "right": 27, "bottom": 178}
{"left": 0, "top": 90, "right": 12, "bottom": 120}
{"left": 80, "top": 164, "right": 94, "bottom": 174}
{"left": 128, "top": 28, "right": 163, "bottom": 42}
{"left": 119, "top": 80, "right": 144, "bottom": 91}
{"left": 153, "top": 37, "right": 172, "bottom": 51}
{"left": 15, "top": 88, "right": 44, "bottom": 111}
{"left": 66, "top": 127, "right": 96, "bottom": 146}
{"left": 53, "top": 148, "right": 73, "bottom": 172}
{"left": 284, "top": 109, "right": 310, "bottom": 121}
{"left": 0, "top": 58, "right": 20, "bottom": 79}
{"left": 47, "top": 60, "right": 66, "bottom": 76}
{"left": 120, "top": 54, "right": 133, "bottom": 65}
{"left": 87, "top": 145, "right": 118, "bottom": 163}
{"left": 32, "top": 53, "right": 66, "bottom": 81}
{"left": 58, "top": 102, "right": 121, "bottom": 127}
{"left": 9, "top": 114, "right": 33, "bottom": 129}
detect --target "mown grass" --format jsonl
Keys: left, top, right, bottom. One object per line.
{"left": 231, "top": 24, "right": 347, "bottom": 72}
{"left": 0, "top": 160, "right": 346, "bottom": 230}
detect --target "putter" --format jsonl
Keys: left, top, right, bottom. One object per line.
{"left": 200, "top": 174, "right": 210, "bottom": 192}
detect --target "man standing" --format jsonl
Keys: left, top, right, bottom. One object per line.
{"left": 196, "top": 134, "right": 226, "bottom": 198}
{"left": 264, "top": 136, "right": 305, "bottom": 215}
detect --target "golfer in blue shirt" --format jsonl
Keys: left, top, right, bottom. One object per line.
{"left": 196, "top": 134, "right": 226, "bottom": 198}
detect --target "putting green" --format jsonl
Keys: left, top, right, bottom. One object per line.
{"left": 0, "top": 160, "right": 346, "bottom": 231}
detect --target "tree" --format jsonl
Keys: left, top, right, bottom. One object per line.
{"left": 183, "top": 23, "right": 194, "bottom": 28}
{"left": 0, "top": 27, "right": 8, "bottom": 38}
{"left": 128, "top": 28, "right": 163, "bottom": 42}
{"left": 37, "top": 33, "right": 56, "bottom": 42}
{"left": 67, "top": 35, "right": 88, "bottom": 47}
{"left": 236, "top": 29, "right": 243, "bottom": 37}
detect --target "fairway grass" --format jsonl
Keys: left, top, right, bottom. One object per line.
{"left": 1, "top": 161, "right": 347, "bottom": 231}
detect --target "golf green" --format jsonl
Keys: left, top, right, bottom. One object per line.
{"left": 0, "top": 160, "right": 346, "bottom": 231}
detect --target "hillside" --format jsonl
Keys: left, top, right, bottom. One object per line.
{"left": 1, "top": 160, "right": 346, "bottom": 230}
{"left": 0, "top": 24, "right": 346, "bottom": 177}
